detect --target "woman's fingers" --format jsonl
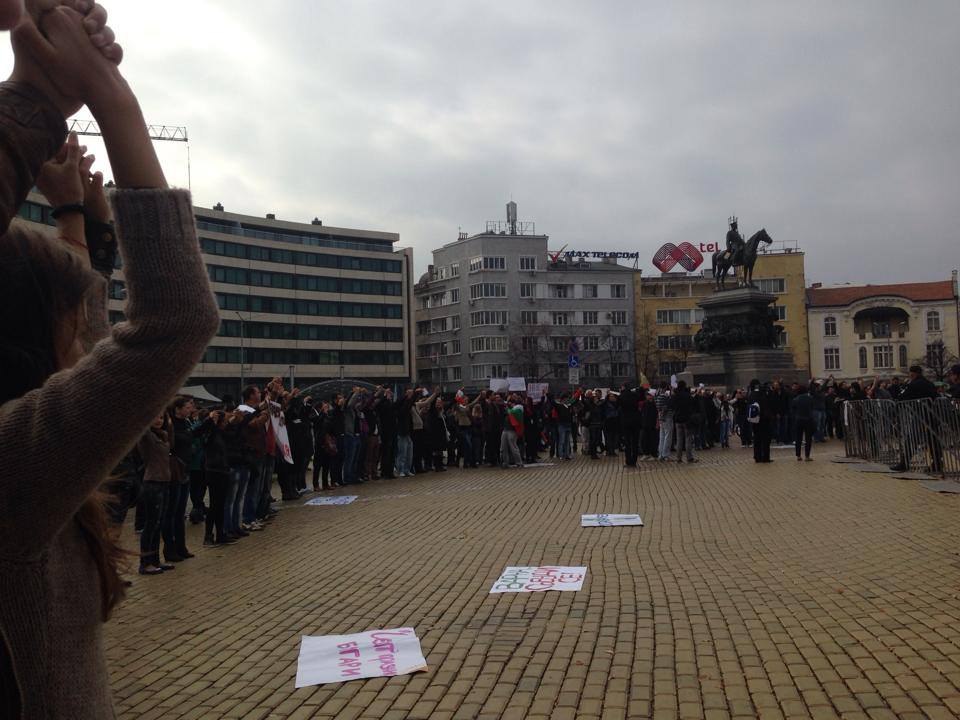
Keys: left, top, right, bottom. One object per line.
{"left": 80, "top": 0, "right": 104, "bottom": 32}
{"left": 79, "top": 153, "right": 95, "bottom": 176}
{"left": 101, "top": 40, "right": 121, "bottom": 63}
{"left": 64, "top": 131, "right": 82, "bottom": 165}
{"left": 89, "top": 23, "right": 112, "bottom": 47}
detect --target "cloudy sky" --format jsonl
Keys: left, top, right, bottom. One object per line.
{"left": 3, "top": 1, "right": 959, "bottom": 285}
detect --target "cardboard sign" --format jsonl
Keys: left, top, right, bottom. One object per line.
{"left": 268, "top": 401, "right": 294, "bottom": 464}
{"left": 489, "top": 566, "right": 587, "bottom": 593}
{"left": 294, "top": 628, "right": 428, "bottom": 687}
{"left": 507, "top": 377, "right": 527, "bottom": 392}
{"left": 304, "top": 495, "right": 358, "bottom": 506}
{"left": 527, "top": 383, "right": 549, "bottom": 401}
{"left": 581, "top": 514, "right": 643, "bottom": 527}
{"left": 489, "top": 378, "right": 509, "bottom": 393}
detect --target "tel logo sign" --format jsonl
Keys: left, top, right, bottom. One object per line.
{"left": 652, "top": 242, "right": 705, "bottom": 273}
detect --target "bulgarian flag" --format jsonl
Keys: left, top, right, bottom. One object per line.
{"left": 507, "top": 404, "right": 525, "bottom": 438}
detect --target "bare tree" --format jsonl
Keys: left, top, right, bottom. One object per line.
{"left": 916, "top": 339, "right": 959, "bottom": 382}
{"left": 634, "top": 310, "right": 660, "bottom": 383}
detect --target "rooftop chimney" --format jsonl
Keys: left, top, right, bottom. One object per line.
{"left": 213, "top": 202, "right": 224, "bottom": 211}
{"left": 266, "top": 213, "right": 276, "bottom": 220}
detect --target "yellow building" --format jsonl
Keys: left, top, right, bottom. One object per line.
{"left": 634, "top": 247, "right": 809, "bottom": 381}
{"left": 806, "top": 276, "right": 960, "bottom": 382}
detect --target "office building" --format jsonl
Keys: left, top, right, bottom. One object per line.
{"left": 414, "top": 203, "right": 636, "bottom": 390}
{"left": 16, "top": 193, "right": 415, "bottom": 400}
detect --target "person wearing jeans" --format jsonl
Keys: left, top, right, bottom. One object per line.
{"left": 669, "top": 381, "right": 697, "bottom": 463}
{"left": 655, "top": 384, "right": 674, "bottom": 460}
{"left": 791, "top": 384, "right": 815, "bottom": 461}
{"left": 137, "top": 415, "right": 175, "bottom": 575}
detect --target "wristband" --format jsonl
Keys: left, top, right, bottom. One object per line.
{"left": 51, "top": 203, "right": 85, "bottom": 220}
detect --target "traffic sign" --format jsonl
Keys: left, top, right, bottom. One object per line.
{"left": 568, "top": 356, "right": 580, "bottom": 369}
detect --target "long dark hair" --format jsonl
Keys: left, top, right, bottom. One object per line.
{"left": 0, "top": 222, "right": 127, "bottom": 620}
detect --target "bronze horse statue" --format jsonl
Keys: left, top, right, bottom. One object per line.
{"left": 712, "top": 228, "right": 773, "bottom": 290}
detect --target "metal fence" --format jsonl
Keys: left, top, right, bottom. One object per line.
{"left": 844, "top": 398, "right": 960, "bottom": 477}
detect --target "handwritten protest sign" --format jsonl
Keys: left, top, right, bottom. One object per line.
{"left": 489, "top": 566, "right": 587, "bottom": 593}
{"left": 304, "top": 495, "right": 357, "bottom": 506}
{"left": 526, "top": 383, "right": 549, "bottom": 401}
{"left": 489, "top": 378, "right": 509, "bottom": 393}
{"left": 268, "top": 400, "right": 294, "bottom": 464}
{"left": 507, "top": 377, "right": 527, "bottom": 392}
{"left": 581, "top": 514, "right": 643, "bottom": 527}
{"left": 295, "top": 627, "right": 428, "bottom": 687}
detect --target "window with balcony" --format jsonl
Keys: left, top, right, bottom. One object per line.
{"left": 470, "top": 336, "right": 509, "bottom": 353}
{"left": 871, "top": 321, "right": 891, "bottom": 339}
{"left": 927, "top": 310, "right": 941, "bottom": 332}
{"left": 656, "top": 308, "right": 703, "bottom": 324}
{"left": 824, "top": 347, "right": 840, "bottom": 370}
{"left": 469, "top": 257, "right": 482, "bottom": 273}
{"left": 824, "top": 316, "right": 837, "bottom": 337}
{"left": 470, "top": 311, "right": 508, "bottom": 327}
{"left": 470, "top": 283, "right": 507, "bottom": 300}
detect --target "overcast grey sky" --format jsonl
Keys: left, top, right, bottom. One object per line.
{"left": 4, "top": 1, "right": 959, "bottom": 285}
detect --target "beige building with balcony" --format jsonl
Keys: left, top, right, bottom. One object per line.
{"left": 806, "top": 275, "right": 960, "bottom": 381}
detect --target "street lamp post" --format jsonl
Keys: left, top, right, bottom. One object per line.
{"left": 234, "top": 311, "right": 245, "bottom": 397}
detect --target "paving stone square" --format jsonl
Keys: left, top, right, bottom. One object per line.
{"left": 105, "top": 442, "right": 960, "bottom": 719}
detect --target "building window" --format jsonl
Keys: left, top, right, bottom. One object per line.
{"left": 450, "top": 262, "right": 460, "bottom": 277}
{"left": 470, "top": 311, "right": 508, "bottom": 327}
{"left": 582, "top": 336, "right": 600, "bottom": 351}
{"left": 613, "top": 363, "right": 631, "bottom": 377}
{"left": 520, "top": 283, "right": 536, "bottom": 298}
{"left": 755, "top": 278, "right": 786, "bottom": 294}
{"left": 927, "top": 310, "right": 941, "bottom": 332}
{"left": 824, "top": 347, "right": 840, "bottom": 370}
{"left": 521, "top": 337, "right": 538, "bottom": 351}
{"left": 470, "top": 336, "right": 509, "bottom": 353}
{"left": 520, "top": 311, "right": 538, "bottom": 325}
{"left": 776, "top": 330, "right": 788, "bottom": 347}
{"left": 773, "top": 306, "right": 786, "bottom": 321}
{"left": 490, "top": 364, "right": 507, "bottom": 378}
{"left": 582, "top": 284, "right": 598, "bottom": 299}
{"left": 611, "top": 284, "right": 626, "bottom": 299}
{"left": 449, "top": 366, "right": 462, "bottom": 381}
{"left": 872, "top": 321, "right": 891, "bottom": 339}
{"left": 471, "top": 364, "right": 487, "bottom": 380}
{"left": 469, "top": 257, "right": 482, "bottom": 273}
{"left": 609, "top": 311, "right": 627, "bottom": 325}
{"left": 550, "top": 284, "right": 572, "bottom": 299}
{"left": 655, "top": 308, "right": 703, "bottom": 324}
{"left": 450, "top": 288, "right": 460, "bottom": 304}
{"left": 859, "top": 346, "right": 868, "bottom": 370}
{"left": 583, "top": 363, "right": 600, "bottom": 378}
{"left": 659, "top": 361, "right": 686, "bottom": 376}
{"left": 899, "top": 344, "right": 908, "bottom": 368}
{"left": 452, "top": 315, "right": 461, "bottom": 330}
{"left": 824, "top": 316, "right": 837, "bottom": 337}
{"left": 470, "top": 283, "right": 507, "bottom": 300}
{"left": 657, "top": 335, "right": 692, "bottom": 350}
{"left": 551, "top": 337, "right": 569, "bottom": 352}
{"left": 606, "top": 336, "right": 628, "bottom": 351}
{"left": 519, "top": 256, "right": 537, "bottom": 271}
{"left": 583, "top": 311, "right": 598, "bottom": 325}
{"left": 552, "top": 312, "right": 570, "bottom": 326}
{"left": 873, "top": 344, "right": 893, "bottom": 369}
{"left": 482, "top": 256, "right": 506, "bottom": 270}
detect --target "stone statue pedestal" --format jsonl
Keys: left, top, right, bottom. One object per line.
{"left": 683, "top": 288, "right": 804, "bottom": 390}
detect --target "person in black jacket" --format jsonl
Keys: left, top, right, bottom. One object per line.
{"left": 669, "top": 381, "right": 698, "bottom": 463}
{"left": 640, "top": 390, "right": 660, "bottom": 459}
{"left": 618, "top": 384, "right": 641, "bottom": 466}
{"left": 890, "top": 365, "right": 942, "bottom": 472}
{"left": 749, "top": 380, "right": 774, "bottom": 463}
{"left": 791, "top": 384, "right": 815, "bottom": 461}
{"left": 378, "top": 388, "right": 398, "bottom": 478}
{"left": 193, "top": 410, "right": 235, "bottom": 546}
{"left": 165, "top": 397, "right": 195, "bottom": 562}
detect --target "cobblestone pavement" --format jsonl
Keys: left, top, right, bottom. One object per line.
{"left": 106, "top": 442, "right": 960, "bottom": 720}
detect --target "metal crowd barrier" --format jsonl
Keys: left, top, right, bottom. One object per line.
{"left": 844, "top": 398, "right": 960, "bottom": 478}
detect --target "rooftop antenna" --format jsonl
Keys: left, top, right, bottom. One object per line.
{"left": 506, "top": 200, "right": 518, "bottom": 235}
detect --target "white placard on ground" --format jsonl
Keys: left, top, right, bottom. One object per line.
{"left": 294, "top": 628, "right": 428, "bottom": 687}
{"left": 304, "top": 495, "right": 358, "bottom": 506}
{"left": 581, "top": 513, "right": 644, "bottom": 527}
{"left": 489, "top": 566, "right": 587, "bottom": 593}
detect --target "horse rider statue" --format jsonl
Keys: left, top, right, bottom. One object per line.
{"left": 712, "top": 215, "right": 773, "bottom": 290}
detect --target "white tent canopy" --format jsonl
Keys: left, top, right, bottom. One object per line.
{"left": 179, "top": 385, "right": 221, "bottom": 403}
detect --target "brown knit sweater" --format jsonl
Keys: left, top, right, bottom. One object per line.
{"left": 0, "top": 183, "right": 220, "bottom": 720}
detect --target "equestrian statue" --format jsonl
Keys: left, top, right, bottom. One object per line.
{"left": 711, "top": 216, "right": 773, "bottom": 290}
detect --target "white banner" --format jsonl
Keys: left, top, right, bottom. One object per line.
{"left": 527, "top": 383, "right": 549, "bottom": 401}
{"left": 489, "top": 566, "right": 587, "bottom": 593}
{"left": 295, "top": 628, "right": 428, "bottom": 688}
{"left": 581, "top": 514, "right": 643, "bottom": 527}
{"left": 304, "top": 495, "right": 358, "bottom": 506}
{"left": 507, "top": 376, "right": 527, "bottom": 392}
{"left": 268, "top": 400, "right": 294, "bottom": 464}
{"left": 489, "top": 378, "right": 509, "bottom": 392}
{"left": 568, "top": 367, "right": 580, "bottom": 385}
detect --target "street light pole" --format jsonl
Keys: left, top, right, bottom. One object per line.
{"left": 234, "top": 311, "right": 245, "bottom": 397}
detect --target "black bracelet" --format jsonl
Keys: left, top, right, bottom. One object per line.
{"left": 51, "top": 203, "right": 85, "bottom": 220}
